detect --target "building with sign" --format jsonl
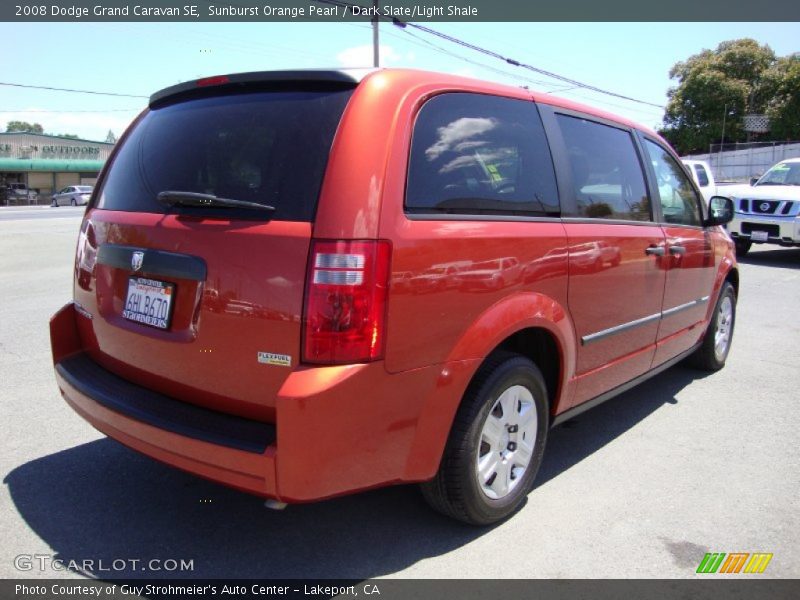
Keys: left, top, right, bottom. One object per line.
{"left": 0, "top": 132, "right": 113, "bottom": 204}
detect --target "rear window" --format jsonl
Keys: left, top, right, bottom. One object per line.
{"left": 97, "top": 88, "right": 353, "bottom": 221}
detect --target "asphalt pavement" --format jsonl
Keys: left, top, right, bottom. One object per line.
{"left": 0, "top": 205, "right": 86, "bottom": 221}
{"left": 0, "top": 209, "right": 797, "bottom": 579}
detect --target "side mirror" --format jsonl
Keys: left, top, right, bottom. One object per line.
{"left": 750, "top": 176, "right": 759, "bottom": 186}
{"left": 706, "top": 196, "right": 734, "bottom": 226}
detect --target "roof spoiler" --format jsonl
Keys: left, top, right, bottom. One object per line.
{"left": 149, "top": 69, "right": 374, "bottom": 108}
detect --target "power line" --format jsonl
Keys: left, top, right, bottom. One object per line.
{"left": 404, "top": 23, "right": 665, "bottom": 109}
{"left": 397, "top": 26, "right": 558, "bottom": 90}
{"left": 4, "top": 11, "right": 665, "bottom": 113}
{"left": 314, "top": 0, "right": 665, "bottom": 110}
{"left": 351, "top": 21, "right": 664, "bottom": 121}
{"left": 554, "top": 91, "right": 664, "bottom": 120}
{"left": 0, "top": 81, "right": 147, "bottom": 99}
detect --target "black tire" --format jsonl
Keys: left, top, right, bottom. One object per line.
{"left": 734, "top": 239, "right": 751, "bottom": 257}
{"left": 420, "top": 352, "right": 549, "bottom": 525}
{"left": 689, "top": 282, "right": 736, "bottom": 371}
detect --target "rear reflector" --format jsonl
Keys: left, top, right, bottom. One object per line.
{"left": 303, "top": 240, "right": 391, "bottom": 364}
{"left": 75, "top": 218, "right": 97, "bottom": 291}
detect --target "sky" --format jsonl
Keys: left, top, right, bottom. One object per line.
{"left": 0, "top": 21, "right": 798, "bottom": 142}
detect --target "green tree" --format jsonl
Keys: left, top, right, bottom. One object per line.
{"left": 105, "top": 129, "right": 117, "bottom": 144}
{"left": 6, "top": 121, "right": 44, "bottom": 133}
{"left": 762, "top": 54, "right": 800, "bottom": 141}
{"left": 659, "top": 39, "right": 776, "bottom": 154}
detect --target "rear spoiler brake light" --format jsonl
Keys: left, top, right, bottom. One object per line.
{"left": 149, "top": 69, "right": 372, "bottom": 108}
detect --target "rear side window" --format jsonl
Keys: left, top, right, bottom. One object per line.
{"left": 406, "top": 93, "right": 559, "bottom": 216}
{"left": 556, "top": 114, "right": 651, "bottom": 222}
{"left": 693, "top": 164, "right": 710, "bottom": 187}
{"left": 97, "top": 89, "right": 353, "bottom": 221}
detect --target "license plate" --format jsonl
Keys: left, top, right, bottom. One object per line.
{"left": 123, "top": 277, "right": 175, "bottom": 330}
{"left": 751, "top": 230, "right": 769, "bottom": 242}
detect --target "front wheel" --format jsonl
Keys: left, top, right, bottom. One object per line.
{"left": 689, "top": 282, "right": 736, "bottom": 371}
{"left": 420, "top": 353, "right": 549, "bottom": 525}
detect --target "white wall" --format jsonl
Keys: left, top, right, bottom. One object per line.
{"left": 685, "top": 143, "right": 800, "bottom": 182}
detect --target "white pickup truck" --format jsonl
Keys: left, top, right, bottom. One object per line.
{"left": 719, "top": 158, "right": 800, "bottom": 256}
{"left": 682, "top": 159, "right": 718, "bottom": 203}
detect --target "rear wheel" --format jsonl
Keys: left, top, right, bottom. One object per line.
{"left": 421, "top": 352, "right": 548, "bottom": 525}
{"left": 690, "top": 282, "right": 736, "bottom": 371}
{"left": 734, "top": 239, "right": 751, "bottom": 257}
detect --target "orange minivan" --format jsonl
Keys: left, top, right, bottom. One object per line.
{"left": 50, "top": 69, "right": 737, "bottom": 524}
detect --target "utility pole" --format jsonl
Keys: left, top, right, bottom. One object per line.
{"left": 372, "top": 0, "right": 379, "bottom": 67}
{"left": 718, "top": 103, "right": 727, "bottom": 178}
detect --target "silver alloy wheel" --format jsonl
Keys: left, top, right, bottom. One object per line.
{"left": 476, "top": 384, "right": 537, "bottom": 500}
{"left": 714, "top": 295, "right": 733, "bottom": 362}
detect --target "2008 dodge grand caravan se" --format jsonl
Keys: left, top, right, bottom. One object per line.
{"left": 50, "top": 69, "right": 737, "bottom": 525}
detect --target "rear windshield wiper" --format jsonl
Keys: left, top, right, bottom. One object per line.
{"left": 157, "top": 191, "right": 275, "bottom": 212}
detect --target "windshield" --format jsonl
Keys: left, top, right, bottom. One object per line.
{"left": 756, "top": 162, "right": 800, "bottom": 186}
{"left": 97, "top": 88, "right": 353, "bottom": 221}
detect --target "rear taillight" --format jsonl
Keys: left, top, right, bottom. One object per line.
{"left": 303, "top": 240, "right": 391, "bottom": 365}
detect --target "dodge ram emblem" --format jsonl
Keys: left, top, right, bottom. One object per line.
{"left": 131, "top": 251, "right": 144, "bottom": 272}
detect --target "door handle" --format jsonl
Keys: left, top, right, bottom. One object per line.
{"left": 645, "top": 246, "right": 665, "bottom": 256}
{"left": 669, "top": 245, "right": 686, "bottom": 256}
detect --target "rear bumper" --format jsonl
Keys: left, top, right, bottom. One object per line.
{"left": 56, "top": 353, "right": 276, "bottom": 454}
{"left": 56, "top": 359, "right": 278, "bottom": 497}
{"left": 50, "top": 302, "right": 472, "bottom": 503}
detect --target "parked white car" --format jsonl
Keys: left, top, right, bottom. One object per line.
{"left": 722, "top": 158, "right": 800, "bottom": 256}
{"left": 51, "top": 185, "right": 92, "bottom": 207}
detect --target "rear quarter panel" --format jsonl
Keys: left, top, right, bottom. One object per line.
{"left": 342, "top": 71, "right": 576, "bottom": 404}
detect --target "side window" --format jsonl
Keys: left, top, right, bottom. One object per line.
{"left": 693, "top": 164, "right": 709, "bottom": 187}
{"left": 555, "top": 115, "right": 651, "bottom": 221}
{"left": 644, "top": 140, "right": 702, "bottom": 227}
{"left": 406, "top": 93, "right": 559, "bottom": 216}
